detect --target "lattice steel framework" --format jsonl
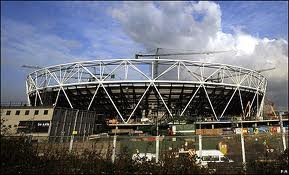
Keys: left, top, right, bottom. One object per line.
{"left": 26, "top": 59, "right": 267, "bottom": 123}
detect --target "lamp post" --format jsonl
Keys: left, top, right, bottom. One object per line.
{"left": 69, "top": 110, "right": 79, "bottom": 152}
{"left": 240, "top": 117, "right": 246, "bottom": 171}
{"left": 112, "top": 115, "right": 119, "bottom": 163}
{"left": 199, "top": 117, "right": 202, "bottom": 162}
{"left": 279, "top": 113, "right": 287, "bottom": 151}
{"left": 155, "top": 114, "right": 159, "bottom": 163}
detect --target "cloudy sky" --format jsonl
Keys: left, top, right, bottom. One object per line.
{"left": 1, "top": 1, "right": 288, "bottom": 110}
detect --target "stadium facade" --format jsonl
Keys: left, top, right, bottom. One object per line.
{"left": 26, "top": 59, "right": 267, "bottom": 124}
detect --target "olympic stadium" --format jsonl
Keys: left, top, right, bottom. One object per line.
{"left": 25, "top": 56, "right": 267, "bottom": 124}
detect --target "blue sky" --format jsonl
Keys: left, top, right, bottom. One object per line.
{"left": 1, "top": 1, "right": 288, "bottom": 108}
{"left": 218, "top": 1, "right": 288, "bottom": 39}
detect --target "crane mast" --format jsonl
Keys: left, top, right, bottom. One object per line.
{"left": 136, "top": 48, "right": 233, "bottom": 79}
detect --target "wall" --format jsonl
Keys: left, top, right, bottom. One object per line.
{"left": 1, "top": 106, "right": 54, "bottom": 136}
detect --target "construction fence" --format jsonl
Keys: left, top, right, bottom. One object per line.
{"left": 1, "top": 132, "right": 288, "bottom": 174}
{"left": 30, "top": 132, "right": 287, "bottom": 162}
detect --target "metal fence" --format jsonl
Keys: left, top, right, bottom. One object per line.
{"left": 28, "top": 132, "right": 287, "bottom": 164}
{"left": 2, "top": 132, "right": 288, "bottom": 174}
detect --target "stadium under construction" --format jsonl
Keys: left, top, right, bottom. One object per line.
{"left": 26, "top": 56, "right": 267, "bottom": 120}
{"left": 2, "top": 51, "right": 288, "bottom": 137}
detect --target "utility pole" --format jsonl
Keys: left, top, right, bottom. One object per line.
{"left": 112, "top": 126, "right": 117, "bottom": 163}
{"left": 69, "top": 110, "right": 79, "bottom": 152}
{"left": 240, "top": 117, "right": 246, "bottom": 172}
{"left": 155, "top": 115, "right": 159, "bottom": 163}
{"left": 279, "top": 113, "right": 287, "bottom": 151}
{"left": 199, "top": 118, "right": 202, "bottom": 162}
{"left": 112, "top": 117, "right": 119, "bottom": 163}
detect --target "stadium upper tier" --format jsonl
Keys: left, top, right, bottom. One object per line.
{"left": 26, "top": 59, "right": 267, "bottom": 123}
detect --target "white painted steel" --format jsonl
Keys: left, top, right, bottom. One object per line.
{"left": 26, "top": 59, "right": 267, "bottom": 123}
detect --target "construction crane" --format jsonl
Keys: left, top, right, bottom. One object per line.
{"left": 21, "top": 65, "right": 43, "bottom": 69}
{"left": 256, "top": 67, "right": 276, "bottom": 73}
{"left": 135, "top": 48, "right": 233, "bottom": 79}
{"left": 135, "top": 48, "right": 233, "bottom": 58}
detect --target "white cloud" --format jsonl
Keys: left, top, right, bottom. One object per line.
{"left": 235, "top": 34, "right": 258, "bottom": 55}
{"left": 111, "top": 1, "right": 288, "bottom": 109}
{"left": 111, "top": 1, "right": 221, "bottom": 51}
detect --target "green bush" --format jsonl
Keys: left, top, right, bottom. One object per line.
{"left": 1, "top": 136, "right": 208, "bottom": 174}
{"left": 1, "top": 136, "right": 287, "bottom": 174}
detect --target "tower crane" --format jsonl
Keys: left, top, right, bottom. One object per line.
{"left": 135, "top": 48, "right": 233, "bottom": 79}
{"left": 21, "top": 65, "right": 43, "bottom": 69}
{"left": 256, "top": 67, "right": 276, "bottom": 73}
{"left": 135, "top": 48, "right": 233, "bottom": 58}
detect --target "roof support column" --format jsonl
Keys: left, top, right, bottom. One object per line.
{"left": 203, "top": 85, "right": 218, "bottom": 121}
{"left": 153, "top": 82, "right": 173, "bottom": 117}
